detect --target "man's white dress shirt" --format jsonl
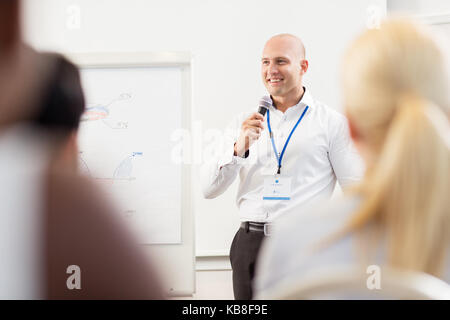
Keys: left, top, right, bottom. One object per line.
{"left": 201, "top": 89, "right": 364, "bottom": 223}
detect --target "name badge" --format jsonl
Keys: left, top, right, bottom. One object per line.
{"left": 263, "top": 176, "right": 291, "bottom": 200}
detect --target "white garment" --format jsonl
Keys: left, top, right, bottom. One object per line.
{"left": 201, "top": 89, "right": 364, "bottom": 222}
{"left": 0, "top": 125, "right": 50, "bottom": 299}
{"left": 253, "top": 195, "right": 450, "bottom": 297}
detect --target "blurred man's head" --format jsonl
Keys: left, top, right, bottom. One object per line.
{"left": 31, "top": 53, "right": 85, "bottom": 171}
{"left": 261, "top": 34, "right": 308, "bottom": 100}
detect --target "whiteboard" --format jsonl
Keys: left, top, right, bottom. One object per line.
{"left": 70, "top": 52, "right": 195, "bottom": 296}
{"left": 79, "top": 67, "right": 182, "bottom": 244}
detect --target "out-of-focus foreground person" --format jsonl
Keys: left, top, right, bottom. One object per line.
{"left": 0, "top": 0, "right": 47, "bottom": 299}
{"left": 0, "top": 0, "right": 164, "bottom": 299}
{"left": 0, "top": 0, "right": 41, "bottom": 126}
{"left": 39, "top": 53, "right": 165, "bottom": 299}
{"left": 254, "top": 18, "right": 450, "bottom": 297}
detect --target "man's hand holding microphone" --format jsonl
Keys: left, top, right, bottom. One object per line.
{"left": 233, "top": 96, "right": 272, "bottom": 158}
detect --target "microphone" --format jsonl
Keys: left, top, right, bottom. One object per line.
{"left": 258, "top": 95, "right": 272, "bottom": 116}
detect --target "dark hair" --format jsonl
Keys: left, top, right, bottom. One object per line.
{"left": 0, "top": 0, "right": 20, "bottom": 51}
{"left": 33, "top": 53, "right": 85, "bottom": 135}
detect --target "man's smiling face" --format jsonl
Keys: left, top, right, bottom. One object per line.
{"left": 261, "top": 35, "right": 306, "bottom": 99}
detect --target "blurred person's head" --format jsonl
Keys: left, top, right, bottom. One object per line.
{"left": 0, "top": 0, "right": 51, "bottom": 129}
{"left": 262, "top": 34, "right": 308, "bottom": 103}
{"left": 341, "top": 18, "right": 450, "bottom": 276}
{"left": 31, "top": 53, "right": 85, "bottom": 172}
{"left": 0, "top": 0, "right": 20, "bottom": 51}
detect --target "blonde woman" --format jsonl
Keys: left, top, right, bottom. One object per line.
{"left": 254, "top": 18, "right": 450, "bottom": 298}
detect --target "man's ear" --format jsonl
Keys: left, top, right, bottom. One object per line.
{"left": 300, "top": 60, "right": 308, "bottom": 74}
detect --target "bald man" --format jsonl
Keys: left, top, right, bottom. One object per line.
{"left": 201, "top": 34, "right": 364, "bottom": 299}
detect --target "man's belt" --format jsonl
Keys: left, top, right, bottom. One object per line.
{"left": 240, "top": 221, "right": 273, "bottom": 236}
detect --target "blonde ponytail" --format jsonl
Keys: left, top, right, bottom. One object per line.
{"left": 348, "top": 95, "right": 450, "bottom": 276}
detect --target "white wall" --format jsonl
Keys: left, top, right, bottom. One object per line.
{"left": 22, "top": 0, "right": 386, "bottom": 260}
{"left": 387, "top": 0, "right": 450, "bottom": 15}
{"left": 21, "top": 0, "right": 390, "bottom": 298}
{"left": 172, "top": 269, "right": 234, "bottom": 300}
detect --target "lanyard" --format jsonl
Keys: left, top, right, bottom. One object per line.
{"left": 267, "top": 105, "right": 309, "bottom": 174}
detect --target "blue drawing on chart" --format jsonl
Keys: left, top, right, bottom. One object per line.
{"left": 81, "top": 93, "right": 131, "bottom": 129}
{"left": 78, "top": 151, "right": 91, "bottom": 176}
{"left": 78, "top": 151, "right": 143, "bottom": 183}
{"left": 113, "top": 152, "right": 143, "bottom": 180}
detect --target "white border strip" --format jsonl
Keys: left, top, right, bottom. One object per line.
{"left": 416, "top": 13, "right": 450, "bottom": 25}
{"left": 64, "top": 51, "right": 191, "bottom": 67}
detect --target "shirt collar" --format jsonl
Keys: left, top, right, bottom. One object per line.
{"left": 298, "top": 87, "right": 314, "bottom": 109}
{"left": 268, "top": 87, "right": 314, "bottom": 114}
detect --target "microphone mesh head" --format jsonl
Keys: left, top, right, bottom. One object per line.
{"left": 258, "top": 96, "right": 272, "bottom": 116}
{"left": 259, "top": 95, "right": 272, "bottom": 109}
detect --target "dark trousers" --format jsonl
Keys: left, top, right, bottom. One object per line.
{"left": 229, "top": 226, "right": 265, "bottom": 300}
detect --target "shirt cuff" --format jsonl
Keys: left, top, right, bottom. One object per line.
{"left": 218, "top": 142, "right": 249, "bottom": 169}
